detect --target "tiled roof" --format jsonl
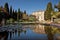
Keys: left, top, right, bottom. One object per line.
{"left": 0, "top": 8, "right": 7, "bottom": 13}
{"left": 0, "top": 7, "right": 9, "bottom": 16}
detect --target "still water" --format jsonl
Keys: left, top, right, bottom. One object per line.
{"left": 0, "top": 24, "right": 60, "bottom": 40}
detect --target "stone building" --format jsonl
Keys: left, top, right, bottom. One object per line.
{"left": 32, "top": 11, "right": 45, "bottom": 22}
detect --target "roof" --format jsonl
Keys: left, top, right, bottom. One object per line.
{"left": 0, "top": 8, "right": 6, "bottom": 12}
{"left": 0, "top": 7, "right": 9, "bottom": 16}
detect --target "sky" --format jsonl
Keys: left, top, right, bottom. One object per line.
{"left": 0, "top": 0, "right": 60, "bottom": 14}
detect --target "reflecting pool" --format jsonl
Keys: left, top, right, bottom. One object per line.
{"left": 0, "top": 24, "right": 60, "bottom": 40}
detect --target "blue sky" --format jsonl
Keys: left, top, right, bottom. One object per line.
{"left": 0, "top": 0, "right": 60, "bottom": 14}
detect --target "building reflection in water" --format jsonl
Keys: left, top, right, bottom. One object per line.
{"left": 0, "top": 31, "right": 9, "bottom": 40}
{"left": 1, "top": 24, "right": 60, "bottom": 40}
{"left": 32, "top": 24, "right": 60, "bottom": 40}
{"left": 33, "top": 24, "right": 45, "bottom": 34}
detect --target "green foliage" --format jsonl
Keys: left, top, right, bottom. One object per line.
{"left": 24, "top": 10, "right": 26, "bottom": 14}
{"left": 0, "top": 2, "right": 24, "bottom": 23}
{"left": 56, "top": 12, "right": 60, "bottom": 18}
{"left": 10, "top": 6, "right": 13, "bottom": 17}
{"left": 18, "top": 8, "right": 20, "bottom": 17}
{"left": 17, "top": 8, "right": 21, "bottom": 20}
{"left": 18, "top": 8, "right": 20, "bottom": 13}
{"left": 44, "top": 2, "right": 53, "bottom": 20}
{"left": 4, "top": 2, "right": 9, "bottom": 13}
{"left": 1, "top": 6, "right": 3, "bottom": 8}
{"left": 57, "top": 14, "right": 60, "bottom": 18}
{"left": 22, "top": 10, "right": 28, "bottom": 20}
{"left": 29, "top": 15, "right": 37, "bottom": 21}
{"left": 55, "top": 2, "right": 60, "bottom": 12}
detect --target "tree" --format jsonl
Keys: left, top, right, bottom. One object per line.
{"left": 24, "top": 10, "right": 26, "bottom": 14}
{"left": 0, "top": 6, "right": 3, "bottom": 11}
{"left": 4, "top": 2, "right": 9, "bottom": 13}
{"left": 56, "top": 12, "right": 60, "bottom": 18}
{"left": 18, "top": 8, "right": 20, "bottom": 18}
{"left": 14, "top": 10, "right": 17, "bottom": 20}
{"left": 17, "top": 8, "right": 20, "bottom": 21}
{"left": 13, "top": 9, "right": 14, "bottom": 14}
{"left": 55, "top": 2, "right": 60, "bottom": 12}
{"left": 0, "top": 6, "right": 3, "bottom": 8}
{"left": 20, "top": 11, "right": 23, "bottom": 20}
{"left": 10, "top": 6, "right": 13, "bottom": 17}
{"left": 17, "top": 8, "right": 23, "bottom": 20}
{"left": 18, "top": 8, "right": 20, "bottom": 13}
{"left": 22, "top": 10, "right": 28, "bottom": 21}
{"left": 44, "top": 2, "right": 53, "bottom": 20}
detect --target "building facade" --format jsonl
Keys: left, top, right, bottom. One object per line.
{"left": 32, "top": 11, "right": 44, "bottom": 22}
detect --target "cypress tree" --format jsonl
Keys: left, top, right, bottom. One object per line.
{"left": 10, "top": 6, "right": 12, "bottom": 17}
{"left": 4, "top": 2, "right": 9, "bottom": 13}
{"left": 44, "top": 2, "right": 53, "bottom": 20}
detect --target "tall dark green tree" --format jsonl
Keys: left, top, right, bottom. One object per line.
{"left": 12, "top": 9, "right": 15, "bottom": 18}
{"left": 0, "top": 6, "right": 3, "bottom": 11}
{"left": 24, "top": 10, "right": 26, "bottom": 14}
{"left": 44, "top": 2, "right": 53, "bottom": 20}
{"left": 18, "top": 8, "right": 21, "bottom": 19}
{"left": 10, "top": 6, "right": 13, "bottom": 17}
{"left": 17, "top": 8, "right": 20, "bottom": 21}
{"left": 15, "top": 10, "right": 17, "bottom": 20}
{"left": 4, "top": 2, "right": 9, "bottom": 13}
{"left": 0, "top": 6, "right": 3, "bottom": 8}
{"left": 12, "top": 9, "right": 14, "bottom": 14}
{"left": 18, "top": 8, "right": 20, "bottom": 13}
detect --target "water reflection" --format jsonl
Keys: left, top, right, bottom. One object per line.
{"left": 44, "top": 26, "right": 54, "bottom": 40}
{"left": 44, "top": 25, "right": 60, "bottom": 40}
{"left": 33, "top": 24, "right": 60, "bottom": 40}
{"left": 0, "top": 31, "right": 9, "bottom": 40}
{"left": 0, "top": 24, "right": 60, "bottom": 40}
{"left": 33, "top": 24, "right": 45, "bottom": 34}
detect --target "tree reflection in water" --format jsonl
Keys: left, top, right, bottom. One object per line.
{"left": 1, "top": 24, "right": 60, "bottom": 40}
{"left": 17, "top": 29, "right": 26, "bottom": 37}
{"left": 44, "top": 25, "right": 60, "bottom": 40}
{"left": 8, "top": 28, "right": 27, "bottom": 40}
{"left": 0, "top": 31, "right": 9, "bottom": 40}
{"left": 9, "top": 32, "right": 12, "bottom": 40}
{"left": 44, "top": 26, "right": 54, "bottom": 40}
